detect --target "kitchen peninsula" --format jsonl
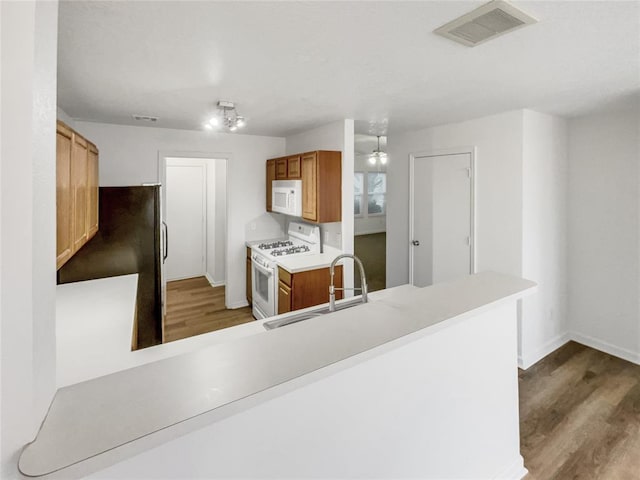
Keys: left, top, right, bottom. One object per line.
{"left": 21, "top": 272, "right": 535, "bottom": 479}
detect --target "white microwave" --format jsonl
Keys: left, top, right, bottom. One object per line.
{"left": 272, "top": 180, "right": 302, "bottom": 217}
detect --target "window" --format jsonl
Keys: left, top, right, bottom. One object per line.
{"left": 354, "top": 171, "right": 386, "bottom": 217}
{"left": 354, "top": 172, "right": 364, "bottom": 216}
{"left": 367, "top": 172, "right": 386, "bottom": 215}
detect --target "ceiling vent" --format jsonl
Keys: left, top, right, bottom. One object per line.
{"left": 132, "top": 114, "right": 158, "bottom": 122}
{"left": 434, "top": 0, "right": 537, "bottom": 47}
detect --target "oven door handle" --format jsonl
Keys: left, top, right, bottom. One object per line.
{"left": 252, "top": 259, "right": 274, "bottom": 276}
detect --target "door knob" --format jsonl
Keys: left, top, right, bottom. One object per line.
{"left": 411, "top": 240, "right": 420, "bottom": 246}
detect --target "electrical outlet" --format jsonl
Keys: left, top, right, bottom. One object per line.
{"left": 336, "top": 233, "right": 342, "bottom": 245}
{"left": 324, "top": 231, "right": 330, "bottom": 243}
{"left": 250, "top": 222, "right": 256, "bottom": 231}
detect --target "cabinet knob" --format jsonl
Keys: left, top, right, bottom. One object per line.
{"left": 411, "top": 240, "right": 420, "bottom": 246}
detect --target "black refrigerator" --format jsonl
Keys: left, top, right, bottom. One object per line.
{"left": 57, "top": 185, "right": 165, "bottom": 349}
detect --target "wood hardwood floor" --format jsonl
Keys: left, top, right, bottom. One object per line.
{"left": 164, "top": 276, "right": 255, "bottom": 343}
{"left": 520, "top": 341, "right": 640, "bottom": 479}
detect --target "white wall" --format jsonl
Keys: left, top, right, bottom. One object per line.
{"left": 56, "top": 106, "right": 75, "bottom": 127}
{"left": 73, "top": 121, "right": 286, "bottom": 308}
{"left": 568, "top": 110, "right": 640, "bottom": 363}
{"left": 520, "top": 111, "right": 569, "bottom": 367}
{"left": 387, "top": 110, "right": 525, "bottom": 287}
{"left": 213, "top": 160, "right": 227, "bottom": 285}
{"left": 0, "top": 2, "right": 58, "bottom": 477}
{"left": 285, "top": 120, "right": 355, "bottom": 290}
{"left": 388, "top": 109, "right": 573, "bottom": 368}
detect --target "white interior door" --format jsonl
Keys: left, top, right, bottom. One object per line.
{"left": 410, "top": 152, "right": 473, "bottom": 287}
{"left": 165, "top": 164, "right": 206, "bottom": 281}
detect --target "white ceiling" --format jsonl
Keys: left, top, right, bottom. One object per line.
{"left": 57, "top": 1, "right": 640, "bottom": 137}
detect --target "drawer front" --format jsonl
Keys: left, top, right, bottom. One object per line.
{"left": 278, "top": 267, "right": 292, "bottom": 287}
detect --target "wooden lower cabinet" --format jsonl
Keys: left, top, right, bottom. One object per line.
{"left": 246, "top": 247, "right": 252, "bottom": 305}
{"left": 277, "top": 265, "right": 343, "bottom": 315}
{"left": 278, "top": 281, "right": 292, "bottom": 314}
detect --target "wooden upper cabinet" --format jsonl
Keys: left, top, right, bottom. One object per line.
{"left": 267, "top": 150, "right": 341, "bottom": 222}
{"left": 87, "top": 143, "right": 99, "bottom": 239}
{"left": 301, "top": 152, "right": 318, "bottom": 221}
{"left": 266, "top": 159, "right": 276, "bottom": 212}
{"left": 56, "top": 123, "right": 74, "bottom": 269}
{"left": 275, "top": 157, "right": 288, "bottom": 180}
{"left": 287, "top": 155, "right": 301, "bottom": 179}
{"left": 305, "top": 151, "right": 341, "bottom": 223}
{"left": 71, "top": 134, "right": 89, "bottom": 252}
{"left": 56, "top": 121, "right": 100, "bottom": 269}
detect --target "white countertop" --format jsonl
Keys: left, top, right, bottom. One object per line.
{"left": 22, "top": 272, "right": 536, "bottom": 477}
{"left": 56, "top": 274, "right": 266, "bottom": 388}
{"left": 274, "top": 251, "right": 344, "bottom": 273}
{"left": 56, "top": 275, "right": 139, "bottom": 387}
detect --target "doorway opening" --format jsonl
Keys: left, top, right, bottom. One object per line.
{"left": 354, "top": 134, "right": 387, "bottom": 292}
{"left": 409, "top": 148, "right": 476, "bottom": 287}
{"left": 161, "top": 156, "right": 252, "bottom": 342}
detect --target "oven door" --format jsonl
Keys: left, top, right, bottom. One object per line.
{"left": 251, "top": 256, "right": 276, "bottom": 319}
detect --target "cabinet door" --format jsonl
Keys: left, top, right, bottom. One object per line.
{"left": 71, "top": 134, "right": 89, "bottom": 252}
{"left": 276, "top": 158, "right": 287, "bottom": 180}
{"left": 287, "top": 155, "right": 301, "bottom": 179}
{"left": 56, "top": 123, "right": 74, "bottom": 269}
{"left": 87, "top": 143, "right": 99, "bottom": 239}
{"left": 278, "top": 281, "right": 292, "bottom": 314}
{"left": 266, "top": 159, "right": 276, "bottom": 212}
{"left": 301, "top": 152, "right": 318, "bottom": 221}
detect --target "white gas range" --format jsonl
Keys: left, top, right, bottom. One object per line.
{"left": 251, "top": 221, "right": 320, "bottom": 320}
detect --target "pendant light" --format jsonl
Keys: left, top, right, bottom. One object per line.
{"left": 368, "top": 136, "right": 388, "bottom": 165}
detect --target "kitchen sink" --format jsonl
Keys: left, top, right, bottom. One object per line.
{"left": 262, "top": 297, "right": 366, "bottom": 330}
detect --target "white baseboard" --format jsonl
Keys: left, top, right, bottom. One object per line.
{"left": 204, "top": 273, "right": 225, "bottom": 287}
{"left": 227, "top": 300, "right": 249, "bottom": 309}
{"left": 493, "top": 455, "right": 528, "bottom": 480}
{"left": 519, "top": 331, "right": 640, "bottom": 371}
{"left": 354, "top": 229, "right": 386, "bottom": 236}
{"left": 519, "top": 332, "right": 571, "bottom": 370}
{"left": 570, "top": 331, "right": 640, "bottom": 365}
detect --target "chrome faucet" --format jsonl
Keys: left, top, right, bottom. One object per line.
{"left": 329, "top": 254, "right": 368, "bottom": 312}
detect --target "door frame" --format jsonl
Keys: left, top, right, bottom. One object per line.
{"left": 164, "top": 159, "right": 208, "bottom": 280}
{"left": 158, "top": 150, "right": 231, "bottom": 306}
{"left": 408, "top": 146, "right": 477, "bottom": 286}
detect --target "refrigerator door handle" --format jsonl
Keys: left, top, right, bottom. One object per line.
{"left": 162, "top": 221, "right": 168, "bottom": 262}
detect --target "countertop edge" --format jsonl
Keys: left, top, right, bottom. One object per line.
{"left": 20, "top": 272, "right": 536, "bottom": 478}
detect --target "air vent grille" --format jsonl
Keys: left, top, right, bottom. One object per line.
{"left": 434, "top": 0, "right": 537, "bottom": 47}
{"left": 132, "top": 114, "right": 159, "bottom": 122}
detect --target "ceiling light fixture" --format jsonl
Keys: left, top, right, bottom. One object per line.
{"left": 204, "top": 100, "right": 246, "bottom": 132}
{"left": 368, "top": 136, "right": 388, "bottom": 165}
